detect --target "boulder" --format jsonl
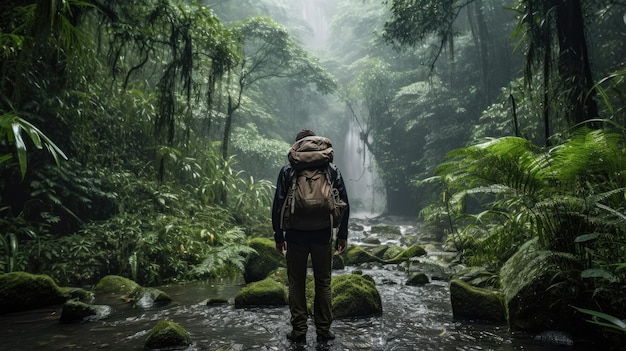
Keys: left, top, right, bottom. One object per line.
{"left": 145, "top": 320, "right": 191, "bottom": 350}
{"left": 94, "top": 275, "right": 140, "bottom": 297}
{"left": 449, "top": 279, "right": 506, "bottom": 323}
{"left": 243, "top": 237, "right": 285, "bottom": 283}
{"left": 406, "top": 272, "right": 429, "bottom": 286}
{"left": 369, "top": 224, "right": 401, "bottom": 235}
{"left": 331, "top": 273, "right": 382, "bottom": 318}
{"left": 385, "top": 244, "right": 427, "bottom": 264}
{"left": 60, "top": 300, "right": 111, "bottom": 323}
{"left": 0, "top": 272, "right": 68, "bottom": 314}
{"left": 343, "top": 246, "right": 381, "bottom": 265}
{"left": 454, "top": 266, "right": 499, "bottom": 288}
{"left": 234, "top": 277, "right": 288, "bottom": 308}
{"left": 93, "top": 275, "right": 171, "bottom": 308}
{"left": 332, "top": 253, "right": 345, "bottom": 270}
{"left": 500, "top": 237, "right": 581, "bottom": 331}
{"left": 134, "top": 287, "right": 172, "bottom": 308}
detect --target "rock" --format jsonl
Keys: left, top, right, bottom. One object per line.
{"left": 267, "top": 267, "right": 288, "bottom": 286}
{"left": 385, "top": 244, "right": 427, "bottom": 264}
{"left": 134, "top": 287, "right": 172, "bottom": 308}
{"left": 331, "top": 273, "right": 382, "bottom": 318}
{"left": 206, "top": 298, "right": 228, "bottom": 306}
{"left": 93, "top": 275, "right": 170, "bottom": 308}
{"left": 370, "top": 245, "right": 390, "bottom": 259}
{"left": 332, "top": 253, "right": 345, "bottom": 270}
{"left": 454, "top": 266, "right": 499, "bottom": 288}
{"left": 144, "top": 320, "right": 191, "bottom": 350}
{"left": 0, "top": 272, "right": 69, "bottom": 314}
{"left": 369, "top": 224, "right": 401, "bottom": 235}
{"left": 343, "top": 246, "right": 381, "bottom": 265}
{"left": 500, "top": 238, "right": 580, "bottom": 331}
{"left": 361, "top": 237, "right": 381, "bottom": 245}
{"left": 382, "top": 246, "right": 403, "bottom": 260}
{"left": 63, "top": 287, "right": 95, "bottom": 302}
{"left": 60, "top": 299, "right": 111, "bottom": 323}
{"left": 243, "top": 238, "right": 285, "bottom": 283}
{"left": 94, "top": 275, "right": 140, "bottom": 297}
{"left": 234, "top": 277, "right": 288, "bottom": 308}
{"left": 449, "top": 279, "right": 506, "bottom": 323}
{"left": 406, "top": 272, "right": 429, "bottom": 286}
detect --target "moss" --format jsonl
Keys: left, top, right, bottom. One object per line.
{"left": 60, "top": 300, "right": 98, "bottom": 323}
{"left": 234, "top": 277, "right": 288, "bottom": 308}
{"left": 243, "top": 237, "right": 285, "bottom": 283}
{"left": 267, "top": 267, "right": 289, "bottom": 286}
{"left": 62, "top": 287, "right": 95, "bottom": 302}
{"left": 382, "top": 246, "right": 403, "bottom": 260}
{"left": 385, "top": 244, "right": 426, "bottom": 263}
{"left": 0, "top": 272, "right": 69, "bottom": 314}
{"left": 449, "top": 279, "right": 506, "bottom": 323}
{"left": 500, "top": 237, "right": 581, "bottom": 331}
{"left": 94, "top": 275, "right": 140, "bottom": 296}
{"left": 343, "top": 246, "right": 381, "bottom": 265}
{"left": 331, "top": 274, "right": 382, "bottom": 318}
{"left": 144, "top": 320, "right": 191, "bottom": 350}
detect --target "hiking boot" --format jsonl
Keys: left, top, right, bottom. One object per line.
{"left": 286, "top": 331, "right": 306, "bottom": 343}
{"left": 316, "top": 330, "right": 335, "bottom": 342}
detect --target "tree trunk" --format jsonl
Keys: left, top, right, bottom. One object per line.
{"left": 555, "top": 0, "right": 598, "bottom": 125}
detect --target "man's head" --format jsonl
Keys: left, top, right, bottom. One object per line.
{"left": 295, "top": 129, "right": 316, "bottom": 141}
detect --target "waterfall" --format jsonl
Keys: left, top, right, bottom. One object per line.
{"left": 342, "top": 118, "right": 386, "bottom": 218}
{"left": 294, "top": 0, "right": 386, "bottom": 217}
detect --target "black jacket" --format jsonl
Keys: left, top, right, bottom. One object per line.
{"left": 271, "top": 162, "right": 350, "bottom": 243}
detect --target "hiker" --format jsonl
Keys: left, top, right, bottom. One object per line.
{"left": 271, "top": 128, "right": 350, "bottom": 343}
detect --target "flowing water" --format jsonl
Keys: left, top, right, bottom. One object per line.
{"left": 0, "top": 218, "right": 588, "bottom": 350}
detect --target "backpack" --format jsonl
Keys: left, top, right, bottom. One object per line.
{"left": 280, "top": 136, "right": 347, "bottom": 231}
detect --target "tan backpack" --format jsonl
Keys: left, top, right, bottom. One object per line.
{"left": 280, "top": 136, "right": 347, "bottom": 231}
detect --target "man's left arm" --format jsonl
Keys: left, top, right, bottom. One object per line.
{"left": 331, "top": 165, "right": 350, "bottom": 253}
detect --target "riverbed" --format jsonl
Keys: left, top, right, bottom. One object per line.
{"left": 0, "top": 217, "right": 589, "bottom": 350}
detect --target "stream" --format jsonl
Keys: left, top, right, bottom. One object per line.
{"left": 0, "top": 218, "right": 588, "bottom": 350}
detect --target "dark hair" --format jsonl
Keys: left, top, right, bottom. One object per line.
{"left": 295, "top": 129, "right": 316, "bottom": 141}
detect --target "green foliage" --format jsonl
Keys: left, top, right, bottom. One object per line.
{"left": 0, "top": 111, "right": 67, "bottom": 179}
{"left": 427, "top": 127, "right": 626, "bottom": 321}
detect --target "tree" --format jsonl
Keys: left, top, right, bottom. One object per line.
{"left": 222, "top": 16, "right": 336, "bottom": 161}
{"left": 514, "top": 0, "right": 599, "bottom": 146}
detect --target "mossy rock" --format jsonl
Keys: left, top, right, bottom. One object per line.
{"left": 369, "top": 224, "right": 402, "bottom": 235}
{"left": 343, "top": 246, "right": 382, "bottom": 265}
{"left": 267, "top": 267, "right": 289, "bottom": 286}
{"left": 382, "top": 246, "right": 404, "bottom": 261}
{"left": 332, "top": 253, "right": 345, "bottom": 270}
{"left": 500, "top": 238, "right": 581, "bottom": 331}
{"left": 234, "top": 277, "right": 288, "bottom": 308}
{"left": 331, "top": 273, "right": 382, "bottom": 318}
{"left": 453, "top": 266, "right": 500, "bottom": 289}
{"left": 370, "top": 245, "right": 390, "bottom": 259}
{"left": 145, "top": 320, "right": 191, "bottom": 350}
{"left": 62, "top": 287, "right": 95, "bottom": 302}
{"left": 60, "top": 299, "right": 111, "bottom": 323}
{"left": 449, "top": 279, "right": 506, "bottom": 323}
{"left": 385, "top": 244, "right": 426, "bottom": 264}
{"left": 134, "top": 287, "right": 172, "bottom": 308}
{"left": 0, "top": 272, "right": 69, "bottom": 314}
{"left": 406, "top": 272, "right": 429, "bottom": 286}
{"left": 94, "top": 275, "right": 141, "bottom": 297}
{"left": 243, "top": 237, "right": 285, "bottom": 283}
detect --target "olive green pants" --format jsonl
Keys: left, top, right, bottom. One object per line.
{"left": 286, "top": 240, "right": 333, "bottom": 336}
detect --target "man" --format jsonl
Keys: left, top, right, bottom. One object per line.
{"left": 271, "top": 129, "right": 350, "bottom": 343}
